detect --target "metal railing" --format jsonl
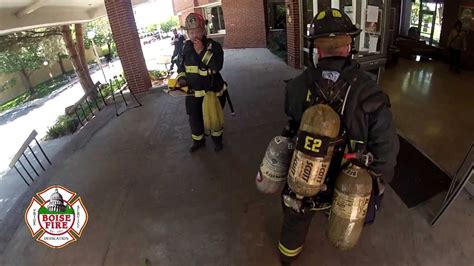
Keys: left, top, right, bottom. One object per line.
{"left": 105, "top": 75, "right": 143, "bottom": 117}
{"left": 8, "top": 130, "right": 51, "bottom": 186}
{"left": 66, "top": 76, "right": 143, "bottom": 127}
{"left": 66, "top": 81, "right": 105, "bottom": 128}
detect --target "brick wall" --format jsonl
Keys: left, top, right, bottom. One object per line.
{"left": 285, "top": 0, "right": 301, "bottom": 68}
{"left": 105, "top": 0, "right": 151, "bottom": 94}
{"left": 221, "top": 0, "right": 267, "bottom": 48}
{"left": 177, "top": 7, "right": 196, "bottom": 26}
{"left": 196, "top": 0, "right": 220, "bottom": 7}
{"left": 172, "top": 0, "right": 195, "bottom": 13}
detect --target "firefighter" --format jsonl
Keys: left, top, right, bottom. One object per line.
{"left": 170, "top": 28, "right": 185, "bottom": 71}
{"left": 177, "top": 13, "right": 227, "bottom": 152}
{"left": 277, "top": 9, "right": 399, "bottom": 265}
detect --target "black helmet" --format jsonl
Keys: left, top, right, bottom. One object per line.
{"left": 309, "top": 8, "right": 361, "bottom": 39}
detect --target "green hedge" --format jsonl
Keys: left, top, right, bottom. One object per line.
{"left": 46, "top": 115, "right": 80, "bottom": 139}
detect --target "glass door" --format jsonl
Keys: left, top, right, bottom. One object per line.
{"left": 410, "top": 0, "right": 443, "bottom": 45}
{"left": 419, "top": 12, "right": 435, "bottom": 44}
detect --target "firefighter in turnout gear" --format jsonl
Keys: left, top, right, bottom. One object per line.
{"left": 177, "top": 13, "right": 227, "bottom": 152}
{"left": 277, "top": 9, "right": 399, "bottom": 264}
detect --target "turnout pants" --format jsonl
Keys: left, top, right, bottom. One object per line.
{"left": 449, "top": 48, "right": 461, "bottom": 72}
{"left": 170, "top": 49, "right": 179, "bottom": 70}
{"left": 185, "top": 93, "right": 226, "bottom": 143}
{"left": 279, "top": 201, "right": 315, "bottom": 263}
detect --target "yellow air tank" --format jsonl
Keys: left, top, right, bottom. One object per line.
{"left": 287, "top": 104, "right": 340, "bottom": 197}
{"left": 327, "top": 162, "right": 372, "bottom": 250}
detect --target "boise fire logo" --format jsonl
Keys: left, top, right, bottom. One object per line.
{"left": 24, "top": 185, "right": 88, "bottom": 248}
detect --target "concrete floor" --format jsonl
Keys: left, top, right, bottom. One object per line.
{"left": 0, "top": 49, "right": 473, "bottom": 265}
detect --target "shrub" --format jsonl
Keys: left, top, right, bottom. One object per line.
{"left": 148, "top": 70, "right": 168, "bottom": 81}
{"left": 46, "top": 115, "right": 80, "bottom": 139}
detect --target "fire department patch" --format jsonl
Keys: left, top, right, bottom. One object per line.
{"left": 24, "top": 185, "right": 88, "bottom": 248}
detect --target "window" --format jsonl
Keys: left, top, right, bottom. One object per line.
{"left": 409, "top": 0, "right": 443, "bottom": 45}
{"left": 268, "top": 3, "right": 286, "bottom": 30}
{"left": 203, "top": 5, "right": 226, "bottom": 34}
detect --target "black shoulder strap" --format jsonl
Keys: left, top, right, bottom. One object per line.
{"left": 306, "top": 67, "right": 352, "bottom": 116}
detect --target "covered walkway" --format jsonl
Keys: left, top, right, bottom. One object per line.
{"left": 0, "top": 49, "right": 472, "bottom": 266}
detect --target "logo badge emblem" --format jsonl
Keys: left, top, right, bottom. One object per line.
{"left": 24, "top": 185, "right": 88, "bottom": 248}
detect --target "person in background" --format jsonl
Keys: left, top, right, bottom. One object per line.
{"left": 170, "top": 28, "right": 185, "bottom": 71}
{"left": 447, "top": 20, "right": 467, "bottom": 73}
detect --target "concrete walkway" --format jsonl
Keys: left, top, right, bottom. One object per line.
{"left": 0, "top": 49, "right": 472, "bottom": 265}
{"left": 0, "top": 60, "right": 124, "bottom": 222}
{"left": 0, "top": 38, "right": 174, "bottom": 222}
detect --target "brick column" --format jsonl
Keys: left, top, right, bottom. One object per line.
{"left": 285, "top": 0, "right": 301, "bottom": 69}
{"left": 222, "top": 0, "right": 267, "bottom": 48}
{"left": 105, "top": 0, "right": 151, "bottom": 94}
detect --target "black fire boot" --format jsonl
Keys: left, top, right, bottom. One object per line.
{"left": 212, "top": 136, "right": 223, "bottom": 152}
{"left": 189, "top": 139, "right": 205, "bottom": 153}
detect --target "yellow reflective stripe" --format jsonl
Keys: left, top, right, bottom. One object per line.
{"left": 185, "top": 66, "right": 209, "bottom": 76}
{"left": 192, "top": 134, "right": 204, "bottom": 140}
{"left": 202, "top": 51, "right": 213, "bottom": 65}
{"left": 306, "top": 89, "right": 312, "bottom": 102}
{"left": 185, "top": 66, "right": 199, "bottom": 74}
{"left": 194, "top": 90, "right": 206, "bottom": 97}
{"left": 211, "top": 129, "right": 223, "bottom": 137}
{"left": 195, "top": 86, "right": 226, "bottom": 97}
{"left": 199, "top": 69, "right": 209, "bottom": 76}
{"left": 278, "top": 242, "right": 303, "bottom": 257}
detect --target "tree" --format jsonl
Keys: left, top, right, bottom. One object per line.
{"left": 160, "top": 16, "right": 179, "bottom": 33}
{"left": 61, "top": 25, "right": 95, "bottom": 95}
{"left": 0, "top": 26, "right": 96, "bottom": 95}
{"left": 410, "top": 0, "right": 421, "bottom": 26}
{"left": 74, "top": 24, "right": 91, "bottom": 76}
{"left": 147, "top": 24, "right": 159, "bottom": 33}
{"left": 0, "top": 31, "right": 63, "bottom": 94}
{"left": 84, "top": 17, "right": 115, "bottom": 56}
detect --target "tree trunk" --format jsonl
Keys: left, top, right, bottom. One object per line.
{"left": 57, "top": 53, "right": 66, "bottom": 75}
{"left": 19, "top": 69, "right": 34, "bottom": 94}
{"left": 74, "top": 24, "right": 91, "bottom": 75}
{"left": 61, "top": 25, "right": 95, "bottom": 95}
{"left": 107, "top": 42, "right": 112, "bottom": 55}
